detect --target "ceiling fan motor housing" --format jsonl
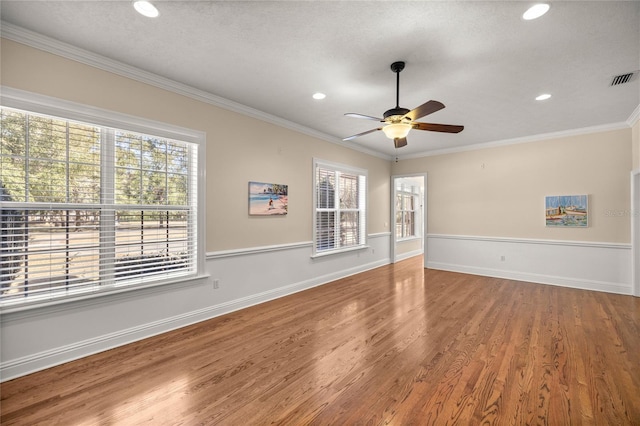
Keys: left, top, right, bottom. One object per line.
{"left": 385, "top": 61, "right": 409, "bottom": 121}
{"left": 383, "top": 107, "right": 410, "bottom": 120}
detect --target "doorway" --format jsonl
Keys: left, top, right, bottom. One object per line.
{"left": 632, "top": 170, "right": 640, "bottom": 297}
{"left": 391, "top": 174, "right": 427, "bottom": 264}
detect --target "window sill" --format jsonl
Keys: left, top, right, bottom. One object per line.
{"left": 310, "top": 245, "right": 370, "bottom": 259}
{"left": 0, "top": 273, "right": 210, "bottom": 316}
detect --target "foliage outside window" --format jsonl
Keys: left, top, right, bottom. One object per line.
{"left": 313, "top": 159, "right": 367, "bottom": 255}
{"left": 0, "top": 107, "right": 200, "bottom": 308}
{"left": 396, "top": 184, "right": 419, "bottom": 239}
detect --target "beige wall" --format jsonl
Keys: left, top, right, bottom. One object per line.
{"left": 393, "top": 129, "right": 632, "bottom": 243}
{"left": 1, "top": 39, "right": 391, "bottom": 251}
{"left": 2, "top": 38, "right": 635, "bottom": 249}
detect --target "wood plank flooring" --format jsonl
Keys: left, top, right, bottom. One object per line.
{"left": 2, "top": 256, "right": 639, "bottom": 425}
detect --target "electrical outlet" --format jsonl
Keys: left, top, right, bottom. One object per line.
{"left": 213, "top": 279, "right": 220, "bottom": 289}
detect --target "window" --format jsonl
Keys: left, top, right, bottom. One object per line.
{"left": 395, "top": 184, "right": 419, "bottom": 239}
{"left": 0, "top": 96, "right": 204, "bottom": 309}
{"left": 313, "top": 159, "right": 367, "bottom": 256}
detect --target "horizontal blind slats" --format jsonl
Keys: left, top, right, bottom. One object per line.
{"left": 314, "top": 163, "right": 366, "bottom": 254}
{"left": 1, "top": 107, "right": 199, "bottom": 306}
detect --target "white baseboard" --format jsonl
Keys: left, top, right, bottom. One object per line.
{"left": 426, "top": 234, "right": 632, "bottom": 295}
{"left": 1, "top": 236, "right": 391, "bottom": 381}
{"left": 3, "top": 232, "right": 631, "bottom": 381}
{"left": 395, "top": 249, "right": 423, "bottom": 262}
{"left": 427, "top": 261, "right": 630, "bottom": 294}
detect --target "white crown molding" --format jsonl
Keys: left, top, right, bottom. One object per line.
{"left": 0, "top": 22, "right": 391, "bottom": 161}
{"left": 0, "top": 86, "right": 206, "bottom": 143}
{"left": 2, "top": 22, "right": 633, "bottom": 164}
{"left": 627, "top": 104, "right": 640, "bottom": 127}
{"left": 399, "top": 121, "right": 631, "bottom": 160}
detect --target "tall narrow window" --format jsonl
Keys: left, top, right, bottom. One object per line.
{"left": 313, "top": 159, "right": 367, "bottom": 256}
{"left": 395, "top": 183, "right": 419, "bottom": 239}
{"left": 0, "top": 105, "right": 202, "bottom": 308}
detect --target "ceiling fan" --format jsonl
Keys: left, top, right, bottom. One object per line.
{"left": 343, "top": 61, "right": 464, "bottom": 148}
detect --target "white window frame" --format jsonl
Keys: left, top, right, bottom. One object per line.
{"left": 0, "top": 87, "right": 206, "bottom": 312}
{"left": 395, "top": 183, "right": 420, "bottom": 240}
{"left": 312, "top": 158, "right": 367, "bottom": 257}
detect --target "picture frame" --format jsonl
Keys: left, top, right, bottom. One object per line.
{"left": 249, "top": 181, "right": 288, "bottom": 216}
{"left": 545, "top": 195, "right": 588, "bottom": 227}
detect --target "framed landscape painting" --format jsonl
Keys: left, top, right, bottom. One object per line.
{"left": 545, "top": 195, "right": 588, "bottom": 227}
{"left": 249, "top": 181, "right": 288, "bottom": 216}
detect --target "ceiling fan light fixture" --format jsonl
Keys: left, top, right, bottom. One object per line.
{"left": 343, "top": 62, "right": 463, "bottom": 146}
{"left": 134, "top": 1, "right": 159, "bottom": 18}
{"left": 523, "top": 3, "right": 550, "bottom": 20}
{"left": 382, "top": 123, "right": 412, "bottom": 140}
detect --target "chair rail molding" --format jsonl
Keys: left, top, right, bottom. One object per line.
{"left": 426, "top": 233, "right": 631, "bottom": 295}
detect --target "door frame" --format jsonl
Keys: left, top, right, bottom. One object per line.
{"left": 631, "top": 169, "right": 640, "bottom": 296}
{"left": 390, "top": 173, "right": 427, "bottom": 264}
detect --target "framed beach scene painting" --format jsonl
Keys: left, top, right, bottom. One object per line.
{"left": 545, "top": 195, "right": 588, "bottom": 227}
{"left": 249, "top": 181, "right": 288, "bottom": 216}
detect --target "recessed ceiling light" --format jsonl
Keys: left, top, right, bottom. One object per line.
{"left": 536, "top": 93, "right": 552, "bottom": 101}
{"left": 134, "top": 1, "right": 159, "bottom": 18}
{"left": 312, "top": 93, "right": 326, "bottom": 100}
{"left": 523, "top": 4, "right": 550, "bottom": 20}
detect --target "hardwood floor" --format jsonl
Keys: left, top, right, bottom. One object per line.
{"left": 2, "top": 256, "right": 639, "bottom": 425}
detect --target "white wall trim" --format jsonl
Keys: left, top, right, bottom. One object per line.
{"left": 1, "top": 86, "right": 206, "bottom": 144}
{"left": 399, "top": 121, "right": 631, "bottom": 160}
{"left": 207, "top": 242, "right": 312, "bottom": 259}
{"left": 426, "top": 234, "right": 632, "bottom": 295}
{"left": 428, "top": 261, "right": 630, "bottom": 295}
{"left": 0, "top": 257, "right": 388, "bottom": 382}
{"left": 428, "top": 233, "right": 630, "bottom": 250}
{"left": 3, "top": 22, "right": 635, "bottom": 163}
{"left": 206, "top": 233, "right": 389, "bottom": 260}
{"left": 390, "top": 173, "right": 427, "bottom": 264}
{"left": 627, "top": 104, "right": 640, "bottom": 127}
{"left": 369, "top": 232, "right": 392, "bottom": 239}
{"left": 395, "top": 249, "right": 424, "bottom": 263}
{"left": 1, "top": 234, "right": 392, "bottom": 381}
{"left": 0, "top": 22, "right": 390, "bottom": 161}
{"left": 632, "top": 170, "right": 640, "bottom": 297}
{"left": 0, "top": 275, "right": 210, "bottom": 318}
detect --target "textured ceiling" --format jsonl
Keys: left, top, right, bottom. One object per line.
{"left": 1, "top": 1, "right": 639, "bottom": 158}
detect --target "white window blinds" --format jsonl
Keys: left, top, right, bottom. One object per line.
{"left": 313, "top": 159, "right": 367, "bottom": 255}
{"left": 0, "top": 107, "right": 200, "bottom": 307}
{"left": 395, "top": 184, "right": 418, "bottom": 239}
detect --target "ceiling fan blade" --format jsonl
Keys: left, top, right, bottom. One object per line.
{"left": 394, "top": 137, "right": 408, "bottom": 148}
{"left": 345, "top": 113, "right": 385, "bottom": 122}
{"left": 403, "top": 100, "right": 445, "bottom": 121}
{"left": 342, "top": 128, "right": 382, "bottom": 141}
{"left": 413, "top": 122, "right": 464, "bottom": 133}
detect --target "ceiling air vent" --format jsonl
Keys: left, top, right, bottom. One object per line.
{"left": 611, "top": 72, "right": 636, "bottom": 86}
